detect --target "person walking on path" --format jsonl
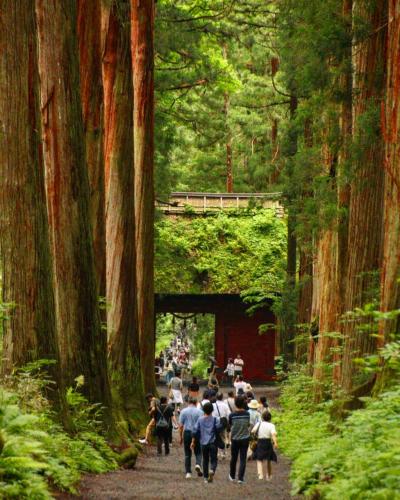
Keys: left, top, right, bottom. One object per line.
{"left": 252, "top": 411, "right": 278, "bottom": 481}
{"left": 154, "top": 396, "right": 176, "bottom": 456}
{"left": 212, "top": 393, "right": 231, "bottom": 458}
{"left": 191, "top": 402, "right": 223, "bottom": 483}
{"left": 248, "top": 399, "right": 262, "bottom": 427}
{"left": 228, "top": 396, "right": 251, "bottom": 484}
{"left": 233, "top": 375, "right": 247, "bottom": 395}
{"left": 233, "top": 354, "right": 244, "bottom": 378}
{"left": 224, "top": 358, "right": 235, "bottom": 386}
{"left": 169, "top": 371, "right": 184, "bottom": 414}
{"left": 139, "top": 393, "right": 158, "bottom": 445}
{"left": 179, "top": 397, "right": 204, "bottom": 479}
{"left": 187, "top": 376, "right": 200, "bottom": 400}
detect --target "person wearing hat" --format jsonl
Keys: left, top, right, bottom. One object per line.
{"left": 248, "top": 399, "right": 262, "bottom": 427}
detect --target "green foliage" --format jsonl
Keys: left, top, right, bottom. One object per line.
{"left": 0, "top": 372, "right": 117, "bottom": 499}
{"left": 277, "top": 368, "right": 400, "bottom": 499}
{"left": 155, "top": 210, "right": 287, "bottom": 294}
{"left": 187, "top": 315, "right": 215, "bottom": 378}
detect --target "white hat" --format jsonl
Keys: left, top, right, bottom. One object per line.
{"left": 248, "top": 399, "right": 258, "bottom": 409}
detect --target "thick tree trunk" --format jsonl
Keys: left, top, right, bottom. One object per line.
{"left": 0, "top": 1, "right": 60, "bottom": 382}
{"left": 340, "top": 0, "right": 387, "bottom": 393}
{"left": 77, "top": 0, "right": 106, "bottom": 299}
{"left": 102, "top": 1, "right": 144, "bottom": 413}
{"left": 131, "top": 0, "right": 156, "bottom": 393}
{"left": 333, "top": 0, "right": 353, "bottom": 386}
{"left": 35, "top": 0, "right": 112, "bottom": 410}
{"left": 375, "top": 0, "right": 400, "bottom": 389}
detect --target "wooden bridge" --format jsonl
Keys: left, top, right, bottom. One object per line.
{"left": 156, "top": 191, "right": 284, "bottom": 217}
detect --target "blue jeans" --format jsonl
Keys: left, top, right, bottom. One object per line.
{"left": 183, "top": 430, "right": 201, "bottom": 473}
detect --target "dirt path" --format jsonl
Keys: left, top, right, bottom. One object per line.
{"left": 63, "top": 386, "right": 297, "bottom": 499}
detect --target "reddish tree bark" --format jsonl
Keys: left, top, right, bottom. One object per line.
{"left": 0, "top": 1, "right": 60, "bottom": 381}
{"left": 378, "top": 0, "right": 400, "bottom": 349}
{"left": 35, "top": 0, "right": 112, "bottom": 410}
{"left": 131, "top": 0, "right": 156, "bottom": 393}
{"left": 340, "top": 0, "right": 387, "bottom": 393}
{"left": 102, "top": 1, "right": 145, "bottom": 410}
{"left": 77, "top": 0, "right": 106, "bottom": 299}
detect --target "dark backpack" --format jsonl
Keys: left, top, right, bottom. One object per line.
{"left": 156, "top": 406, "right": 169, "bottom": 430}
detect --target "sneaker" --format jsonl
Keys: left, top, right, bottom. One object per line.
{"left": 204, "top": 478, "right": 209, "bottom": 484}
{"left": 208, "top": 470, "right": 214, "bottom": 483}
{"left": 228, "top": 474, "right": 235, "bottom": 482}
{"left": 138, "top": 438, "right": 148, "bottom": 444}
{"left": 185, "top": 473, "right": 192, "bottom": 479}
{"left": 266, "top": 475, "right": 272, "bottom": 481}
{"left": 258, "top": 475, "right": 263, "bottom": 480}
{"left": 195, "top": 464, "right": 203, "bottom": 477}
{"left": 238, "top": 480, "right": 245, "bottom": 484}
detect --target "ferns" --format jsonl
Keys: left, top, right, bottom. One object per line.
{"left": 0, "top": 386, "right": 117, "bottom": 499}
{"left": 277, "top": 370, "right": 400, "bottom": 499}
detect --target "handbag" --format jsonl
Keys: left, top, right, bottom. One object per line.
{"left": 216, "top": 402, "right": 228, "bottom": 429}
{"left": 213, "top": 417, "right": 226, "bottom": 450}
{"left": 250, "top": 422, "right": 261, "bottom": 452}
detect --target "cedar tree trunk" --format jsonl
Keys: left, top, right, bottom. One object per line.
{"left": 35, "top": 0, "right": 112, "bottom": 410}
{"left": 77, "top": 0, "right": 106, "bottom": 299}
{"left": 102, "top": 0, "right": 145, "bottom": 412}
{"left": 131, "top": 0, "right": 156, "bottom": 393}
{"left": 0, "top": 1, "right": 60, "bottom": 385}
{"left": 340, "top": 0, "right": 387, "bottom": 393}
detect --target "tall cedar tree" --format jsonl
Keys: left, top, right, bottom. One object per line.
{"left": 0, "top": 1, "right": 62, "bottom": 390}
{"left": 340, "top": 0, "right": 388, "bottom": 393}
{"left": 377, "top": 0, "right": 400, "bottom": 370}
{"left": 102, "top": 0, "right": 145, "bottom": 412}
{"left": 35, "top": 0, "right": 112, "bottom": 411}
{"left": 131, "top": 0, "right": 156, "bottom": 393}
{"left": 77, "top": 0, "right": 106, "bottom": 299}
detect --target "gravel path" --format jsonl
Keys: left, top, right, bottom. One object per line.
{"left": 62, "top": 386, "right": 297, "bottom": 499}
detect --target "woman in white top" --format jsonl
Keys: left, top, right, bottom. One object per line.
{"left": 251, "top": 411, "right": 278, "bottom": 480}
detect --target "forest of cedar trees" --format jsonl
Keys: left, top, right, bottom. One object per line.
{"left": 0, "top": 0, "right": 399, "bottom": 498}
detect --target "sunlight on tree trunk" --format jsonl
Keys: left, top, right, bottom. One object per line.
{"left": 131, "top": 0, "right": 156, "bottom": 393}
{"left": 102, "top": 0, "right": 145, "bottom": 419}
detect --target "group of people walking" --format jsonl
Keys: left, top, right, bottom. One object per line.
{"left": 140, "top": 384, "right": 278, "bottom": 485}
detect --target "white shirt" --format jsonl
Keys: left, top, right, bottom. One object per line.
{"left": 234, "top": 381, "right": 247, "bottom": 395}
{"left": 252, "top": 421, "right": 277, "bottom": 439}
{"left": 225, "top": 397, "right": 236, "bottom": 412}
{"left": 234, "top": 358, "right": 244, "bottom": 371}
{"left": 212, "top": 400, "right": 231, "bottom": 419}
{"left": 225, "top": 362, "right": 235, "bottom": 376}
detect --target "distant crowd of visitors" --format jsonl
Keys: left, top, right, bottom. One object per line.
{"left": 139, "top": 355, "right": 278, "bottom": 485}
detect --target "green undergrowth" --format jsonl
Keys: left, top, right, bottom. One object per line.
{"left": 277, "top": 369, "right": 400, "bottom": 499}
{"left": 0, "top": 370, "right": 118, "bottom": 499}
{"left": 155, "top": 209, "right": 287, "bottom": 294}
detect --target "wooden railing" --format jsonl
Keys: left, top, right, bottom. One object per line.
{"left": 156, "top": 191, "right": 284, "bottom": 217}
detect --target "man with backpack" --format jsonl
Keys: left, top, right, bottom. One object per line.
{"left": 179, "top": 397, "right": 203, "bottom": 479}
{"left": 154, "top": 396, "right": 176, "bottom": 455}
{"left": 191, "top": 402, "right": 223, "bottom": 483}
